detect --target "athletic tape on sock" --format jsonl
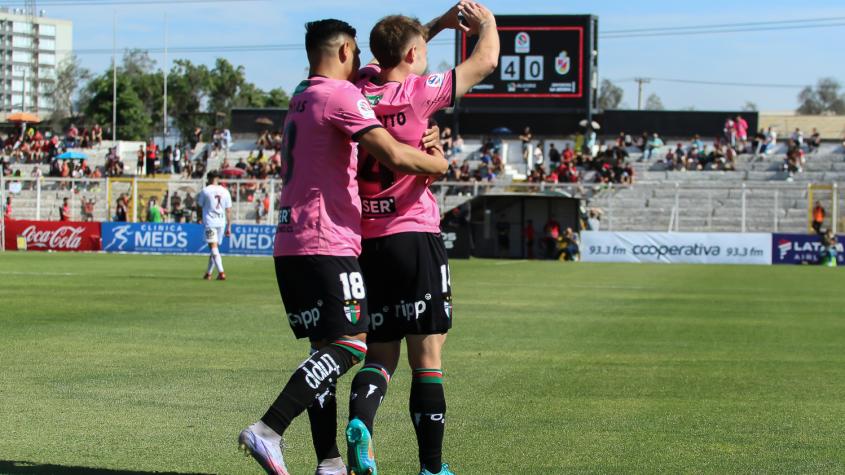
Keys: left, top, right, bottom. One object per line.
{"left": 358, "top": 363, "right": 391, "bottom": 384}
{"left": 412, "top": 368, "right": 443, "bottom": 384}
{"left": 331, "top": 338, "right": 367, "bottom": 361}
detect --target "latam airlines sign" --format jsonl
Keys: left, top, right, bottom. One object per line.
{"left": 101, "top": 223, "right": 274, "bottom": 255}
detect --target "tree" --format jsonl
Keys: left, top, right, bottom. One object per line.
{"left": 167, "top": 59, "right": 210, "bottom": 139}
{"left": 797, "top": 78, "right": 845, "bottom": 115}
{"left": 82, "top": 69, "right": 151, "bottom": 141}
{"left": 44, "top": 54, "right": 90, "bottom": 125}
{"left": 645, "top": 93, "right": 664, "bottom": 111}
{"left": 265, "top": 88, "right": 290, "bottom": 108}
{"left": 208, "top": 58, "right": 247, "bottom": 124}
{"left": 598, "top": 79, "right": 624, "bottom": 110}
{"left": 122, "top": 49, "right": 163, "bottom": 132}
{"left": 742, "top": 101, "right": 758, "bottom": 112}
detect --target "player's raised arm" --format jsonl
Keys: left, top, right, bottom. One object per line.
{"left": 423, "top": 1, "right": 471, "bottom": 40}
{"left": 358, "top": 127, "right": 447, "bottom": 176}
{"left": 454, "top": 2, "right": 499, "bottom": 98}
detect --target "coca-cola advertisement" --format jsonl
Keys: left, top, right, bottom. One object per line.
{"left": 3, "top": 220, "right": 102, "bottom": 252}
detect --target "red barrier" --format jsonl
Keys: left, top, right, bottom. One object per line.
{"left": 3, "top": 220, "right": 102, "bottom": 252}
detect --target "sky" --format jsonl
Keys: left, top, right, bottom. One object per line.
{"left": 18, "top": 0, "right": 845, "bottom": 111}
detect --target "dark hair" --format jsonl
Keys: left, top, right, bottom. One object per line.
{"left": 305, "top": 19, "right": 357, "bottom": 58}
{"left": 207, "top": 170, "right": 218, "bottom": 182}
{"left": 370, "top": 15, "right": 427, "bottom": 69}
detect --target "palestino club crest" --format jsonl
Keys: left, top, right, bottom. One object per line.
{"left": 344, "top": 299, "right": 361, "bottom": 324}
{"left": 515, "top": 32, "right": 530, "bottom": 53}
{"left": 555, "top": 51, "right": 571, "bottom": 76}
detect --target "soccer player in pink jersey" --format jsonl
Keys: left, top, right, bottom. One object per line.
{"left": 237, "top": 19, "right": 447, "bottom": 475}
{"left": 344, "top": 3, "right": 499, "bottom": 475}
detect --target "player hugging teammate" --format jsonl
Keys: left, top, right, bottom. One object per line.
{"left": 239, "top": 2, "right": 498, "bottom": 475}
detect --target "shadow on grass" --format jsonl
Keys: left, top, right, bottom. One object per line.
{"left": 0, "top": 460, "right": 213, "bottom": 475}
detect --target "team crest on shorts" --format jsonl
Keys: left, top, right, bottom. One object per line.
{"left": 344, "top": 300, "right": 362, "bottom": 324}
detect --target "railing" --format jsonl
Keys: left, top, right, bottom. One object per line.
{"left": 0, "top": 176, "right": 591, "bottom": 225}
{"left": 588, "top": 181, "right": 844, "bottom": 234}
{"left": 5, "top": 175, "right": 839, "bottom": 237}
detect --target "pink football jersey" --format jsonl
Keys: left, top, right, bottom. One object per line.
{"left": 355, "top": 65, "right": 455, "bottom": 238}
{"left": 273, "top": 76, "right": 383, "bottom": 257}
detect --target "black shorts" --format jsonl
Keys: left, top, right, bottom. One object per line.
{"left": 274, "top": 256, "right": 369, "bottom": 341}
{"left": 359, "top": 232, "right": 452, "bottom": 342}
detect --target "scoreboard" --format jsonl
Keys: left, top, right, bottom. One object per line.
{"left": 456, "top": 15, "right": 598, "bottom": 112}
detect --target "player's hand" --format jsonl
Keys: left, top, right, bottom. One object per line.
{"left": 426, "top": 141, "right": 446, "bottom": 170}
{"left": 459, "top": 1, "right": 495, "bottom": 35}
{"left": 422, "top": 125, "right": 441, "bottom": 150}
{"left": 439, "top": 1, "right": 473, "bottom": 33}
{"left": 225, "top": 227, "right": 231, "bottom": 237}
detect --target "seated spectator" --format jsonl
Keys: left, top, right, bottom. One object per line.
{"left": 791, "top": 128, "right": 804, "bottom": 148}
{"left": 452, "top": 134, "right": 464, "bottom": 154}
{"left": 808, "top": 128, "right": 822, "bottom": 153}
{"left": 762, "top": 127, "right": 777, "bottom": 154}
{"left": 92, "top": 124, "right": 103, "bottom": 146}
{"left": 643, "top": 132, "right": 664, "bottom": 161}
{"left": 666, "top": 143, "right": 685, "bottom": 170}
{"left": 724, "top": 145, "right": 736, "bottom": 171}
{"left": 690, "top": 134, "right": 704, "bottom": 152}
{"left": 235, "top": 158, "right": 248, "bottom": 170}
{"left": 622, "top": 161, "right": 635, "bottom": 184}
{"left": 615, "top": 132, "right": 625, "bottom": 148}
{"left": 491, "top": 153, "right": 504, "bottom": 176}
{"left": 820, "top": 230, "right": 838, "bottom": 267}
{"left": 66, "top": 124, "right": 79, "bottom": 148}
{"left": 559, "top": 227, "right": 579, "bottom": 261}
{"left": 3, "top": 196, "right": 11, "bottom": 220}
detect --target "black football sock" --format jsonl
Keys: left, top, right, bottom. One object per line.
{"left": 261, "top": 339, "right": 366, "bottom": 436}
{"left": 307, "top": 381, "right": 341, "bottom": 461}
{"left": 409, "top": 368, "right": 446, "bottom": 473}
{"left": 348, "top": 363, "right": 391, "bottom": 433}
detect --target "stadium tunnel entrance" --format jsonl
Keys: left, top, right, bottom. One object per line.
{"left": 441, "top": 193, "right": 580, "bottom": 259}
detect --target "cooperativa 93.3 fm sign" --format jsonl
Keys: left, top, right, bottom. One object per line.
{"left": 457, "top": 15, "right": 598, "bottom": 111}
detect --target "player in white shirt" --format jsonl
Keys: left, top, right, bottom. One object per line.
{"left": 197, "top": 171, "right": 233, "bottom": 280}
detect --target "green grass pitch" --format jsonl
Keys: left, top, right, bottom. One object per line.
{"left": 1, "top": 252, "right": 844, "bottom": 474}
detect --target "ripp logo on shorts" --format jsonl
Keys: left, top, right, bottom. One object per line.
{"left": 396, "top": 299, "right": 427, "bottom": 321}
{"left": 361, "top": 197, "right": 396, "bottom": 217}
{"left": 426, "top": 74, "right": 444, "bottom": 88}
{"left": 357, "top": 99, "right": 376, "bottom": 119}
{"left": 288, "top": 306, "right": 321, "bottom": 329}
{"left": 344, "top": 299, "right": 362, "bottom": 324}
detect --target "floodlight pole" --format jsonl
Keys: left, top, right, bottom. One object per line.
{"left": 635, "top": 77, "right": 651, "bottom": 111}
{"left": 112, "top": 11, "right": 117, "bottom": 142}
{"left": 163, "top": 12, "right": 168, "bottom": 154}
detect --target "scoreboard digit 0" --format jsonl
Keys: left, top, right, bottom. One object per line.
{"left": 457, "top": 15, "right": 598, "bottom": 112}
